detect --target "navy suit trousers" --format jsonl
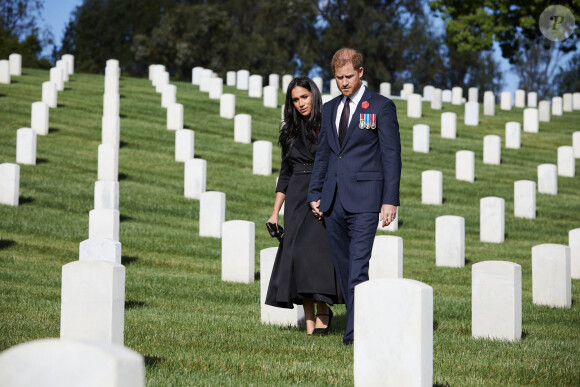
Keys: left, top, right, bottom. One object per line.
{"left": 324, "top": 188, "right": 378, "bottom": 344}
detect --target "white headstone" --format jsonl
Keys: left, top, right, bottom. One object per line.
{"left": 574, "top": 92, "right": 580, "bottom": 110}
{"left": 464, "top": 101, "right": 479, "bottom": 126}
{"left": 167, "top": 103, "right": 184, "bottom": 131}
{"left": 523, "top": 108, "right": 539, "bottom": 133}
{"left": 103, "top": 93, "right": 120, "bottom": 118}
{"left": 199, "top": 69, "right": 213, "bottom": 92}
{"left": 104, "top": 75, "right": 118, "bottom": 95}
{"left": 155, "top": 71, "right": 169, "bottom": 93}
{"left": 441, "top": 89, "right": 452, "bottom": 102}
{"left": 42, "top": 81, "right": 57, "bottom": 108}
{"left": 537, "top": 163, "right": 557, "bottom": 195}
{"left": 16, "top": 128, "right": 36, "bottom": 165}
{"left": 573, "top": 131, "right": 580, "bottom": 158}
{"left": 563, "top": 93, "right": 573, "bottom": 112}
{"left": 102, "top": 116, "right": 120, "bottom": 148}
{"left": 527, "top": 92, "right": 537, "bottom": 107}
{"left": 412, "top": 124, "right": 429, "bottom": 153}
{"left": 220, "top": 93, "right": 235, "bottom": 119}
{"left": 62, "top": 54, "right": 74, "bottom": 74}
{"left": 421, "top": 85, "right": 433, "bottom": 101}
{"left": 50, "top": 67, "right": 64, "bottom": 91}
{"left": 441, "top": 112, "right": 456, "bottom": 139}
{"left": 234, "top": 114, "right": 252, "bottom": 144}
{"left": 79, "top": 238, "right": 122, "bottom": 264}
{"left": 569, "top": 228, "right": 580, "bottom": 279}
{"left": 226, "top": 71, "right": 236, "bottom": 86}
{"left": 538, "top": 100, "right": 550, "bottom": 122}
{"left": 89, "top": 209, "right": 120, "bottom": 241}
{"left": 354, "top": 279, "right": 433, "bottom": 387}
{"left": 199, "top": 191, "right": 226, "bottom": 238}
{"left": 330, "top": 81, "right": 340, "bottom": 97}
{"left": 282, "top": 74, "right": 293, "bottom": 92}
{"left": 401, "top": 83, "right": 414, "bottom": 100}
{"left": 0, "top": 60, "right": 10, "bottom": 84}
{"left": 260, "top": 247, "right": 305, "bottom": 326}
{"left": 184, "top": 158, "right": 206, "bottom": 200}
{"left": 552, "top": 96, "right": 563, "bottom": 116}
{"left": 248, "top": 74, "right": 263, "bottom": 98}
{"left": 9, "top": 53, "right": 21, "bottom": 76}
{"left": 191, "top": 66, "right": 204, "bottom": 85}
{"left": 436, "top": 215, "right": 465, "bottom": 267}
{"left": 97, "top": 144, "right": 118, "bottom": 182}
{"left": 407, "top": 93, "right": 422, "bottom": 118}
{"left": 532, "top": 244, "right": 571, "bottom": 308}
{"left": 0, "top": 339, "right": 144, "bottom": 387}
{"left": 161, "top": 84, "right": 176, "bottom": 108}
{"left": 430, "top": 88, "right": 442, "bottom": 110}
{"left": 31, "top": 101, "right": 49, "bottom": 136}
{"left": 61, "top": 260, "right": 125, "bottom": 344}
{"left": 456, "top": 150, "right": 474, "bottom": 182}
{"left": 505, "top": 122, "right": 521, "bottom": 149}
{"left": 451, "top": 86, "right": 463, "bottom": 105}
{"left": 500, "top": 91, "right": 512, "bottom": 110}
{"left": 209, "top": 77, "right": 223, "bottom": 100}
{"left": 236, "top": 69, "right": 250, "bottom": 90}
{"left": 263, "top": 85, "right": 278, "bottom": 108}
{"left": 94, "top": 181, "right": 119, "bottom": 211}
{"left": 380, "top": 82, "right": 391, "bottom": 97}
{"left": 0, "top": 163, "right": 19, "bottom": 206}
{"left": 268, "top": 73, "right": 279, "bottom": 89}
{"left": 483, "top": 135, "right": 501, "bottom": 165}
{"left": 369, "top": 235, "right": 403, "bottom": 279}
{"left": 514, "top": 180, "right": 536, "bottom": 219}
{"left": 514, "top": 89, "right": 525, "bottom": 108}
{"left": 468, "top": 87, "right": 478, "bottom": 103}
{"left": 472, "top": 261, "right": 521, "bottom": 341}
{"left": 421, "top": 170, "right": 442, "bottom": 205}
{"left": 175, "top": 129, "right": 194, "bottom": 162}
{"left": 483, "top": 91, "right": 495, "bottom": 116}
{"left": 221, "top": 220, "right": 255, "bottom": 283}
{"left": 557, "top": 146, "right": 575, "bottom": 177}
{"left": 253, "top": 140, "right": 272, "bottom": 176}
{"left": 480, "top": 197, "right": 505, "bottom": 243}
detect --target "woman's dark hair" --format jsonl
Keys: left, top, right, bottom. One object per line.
{"left": 279, "top": 76, "right": 322, "bottom": 168}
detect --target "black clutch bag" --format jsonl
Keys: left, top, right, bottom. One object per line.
{"left": 266, "top": 222, "right": 284, "bottom": 241}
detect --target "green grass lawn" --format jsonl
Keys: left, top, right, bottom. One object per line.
{"left": 1, "top": 68, "right": 579, "bottom": 386}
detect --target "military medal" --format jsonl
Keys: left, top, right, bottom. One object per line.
{"left": 359, "top": 114, "right": 376, "bottom": 130}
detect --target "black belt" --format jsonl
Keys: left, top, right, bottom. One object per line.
{"left": 292, "top": 163, "right": 313, "bottom": 174}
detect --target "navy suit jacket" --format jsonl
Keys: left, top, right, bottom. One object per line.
{"left": 307, "top": 87, "right": 401, "bottom": 213}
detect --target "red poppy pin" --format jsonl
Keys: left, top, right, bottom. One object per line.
{"left": 362, "top": 101, "right": 369, "bottom": 109}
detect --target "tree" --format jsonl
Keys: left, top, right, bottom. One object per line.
{"left": 430, "top": 0, "right": 580, "bottom": 64}
{"left": 553, "top": 52, "right": 580, "bottom": 94}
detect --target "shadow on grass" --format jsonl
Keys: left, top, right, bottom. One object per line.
{"left": 57, "top": 104, "right": 66, "bottom": 108}
{"left": 145, "top": 355, "right": 163, "bottom": 368}
{"left": 120, "top": 114, "right": 127, "bottom": 118}
{"left": 125, "top": 300, "right": 146, "bottom": 309}
{"left": 122, "top": 255, "right": 139, "bottom": 265}
{"left": 434, "top": 382, "right": 451, "bottom": 387}
{"left": 433, "top": 320, "right": 439, "bottom": 331}
{"left": 48, "top": 128, "right": 59, "bottom": 133}
{"left": 120, "top": 214, "right": 133, "bottom": 222}
{"left": 0, "top": 93, "right": 6, "bottom": 97}
{"left": 119, "top": 172, "right": 129, "bottom": 181}
{"left": 119, "top": 141, "right": 128, "bottom": 148}
{"left": 0, "top": 240, "right": 16, "bottom": 250}
{"left": 255, "top": 271, "right": 260, "bottom": 281}
{"left": 36, "top": 157, "right": 48, "bottom": 164}
{"left": 19, "top": 196, "right": 34, "bottom": 205}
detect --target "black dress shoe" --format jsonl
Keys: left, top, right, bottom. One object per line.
{"left": 312, "top": 308, "right": 333, "bottom": 335}
{"left": 343, "top": 339, "right": 354, "bottom": 346}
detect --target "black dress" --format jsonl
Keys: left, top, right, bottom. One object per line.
{"left": 265, "top": 123, "right": 342, "bottom": 308}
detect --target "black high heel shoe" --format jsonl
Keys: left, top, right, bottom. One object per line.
{"left": 312, "top": 308, "right": 333, "bottom": 335}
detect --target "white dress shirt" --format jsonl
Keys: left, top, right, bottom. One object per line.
{"left": 335, "top": 84, "right": 366, "bottom": 134}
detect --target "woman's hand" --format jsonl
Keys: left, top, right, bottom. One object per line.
{"left": 267, "top": 214, "right": 279, "bottom": 228}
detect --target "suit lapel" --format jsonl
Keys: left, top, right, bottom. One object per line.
{"left": 328, "top": 96, "right": 341, "bottom": 152}
{"left": 341, "top": 87, "right": 372, "bottom": 148}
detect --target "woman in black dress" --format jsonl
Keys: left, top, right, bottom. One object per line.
{"left": 265, "top": 76, "right": 341, "bottom": 335}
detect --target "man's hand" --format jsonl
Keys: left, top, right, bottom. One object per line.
{"left": 380, "top": 204, "right": 397, "bottom": 227}
{"left": 309, "top": 200, "right": 323, "bottom": 220}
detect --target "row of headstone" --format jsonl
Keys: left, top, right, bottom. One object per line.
{"left": 0, "top": 54, "right": 22, "bottom": 83}
{"left": 0, "top": 163, "right": 20, "bottom": 206}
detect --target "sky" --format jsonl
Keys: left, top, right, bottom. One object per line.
{"left": 39, "top": 0, "right": 524, "bottom": 93}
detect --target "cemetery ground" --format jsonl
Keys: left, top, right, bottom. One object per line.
{"left": 1, "top": 68, "right": 579, "bottom": 386}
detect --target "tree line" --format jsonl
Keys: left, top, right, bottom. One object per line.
{"left": 2, "top": 0, "right": 579, "bottom": 98}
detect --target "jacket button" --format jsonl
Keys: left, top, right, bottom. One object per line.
{"left": 339, "top": 154, "right": 342, "bottom": 158}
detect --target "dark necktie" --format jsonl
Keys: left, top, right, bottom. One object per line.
{"left": 338, "top": 97, "right": 350, "bottom": 146}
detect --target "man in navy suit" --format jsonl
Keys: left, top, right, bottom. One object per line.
{"left": 308, "top": 48, "right": 401, "bottom": 345}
